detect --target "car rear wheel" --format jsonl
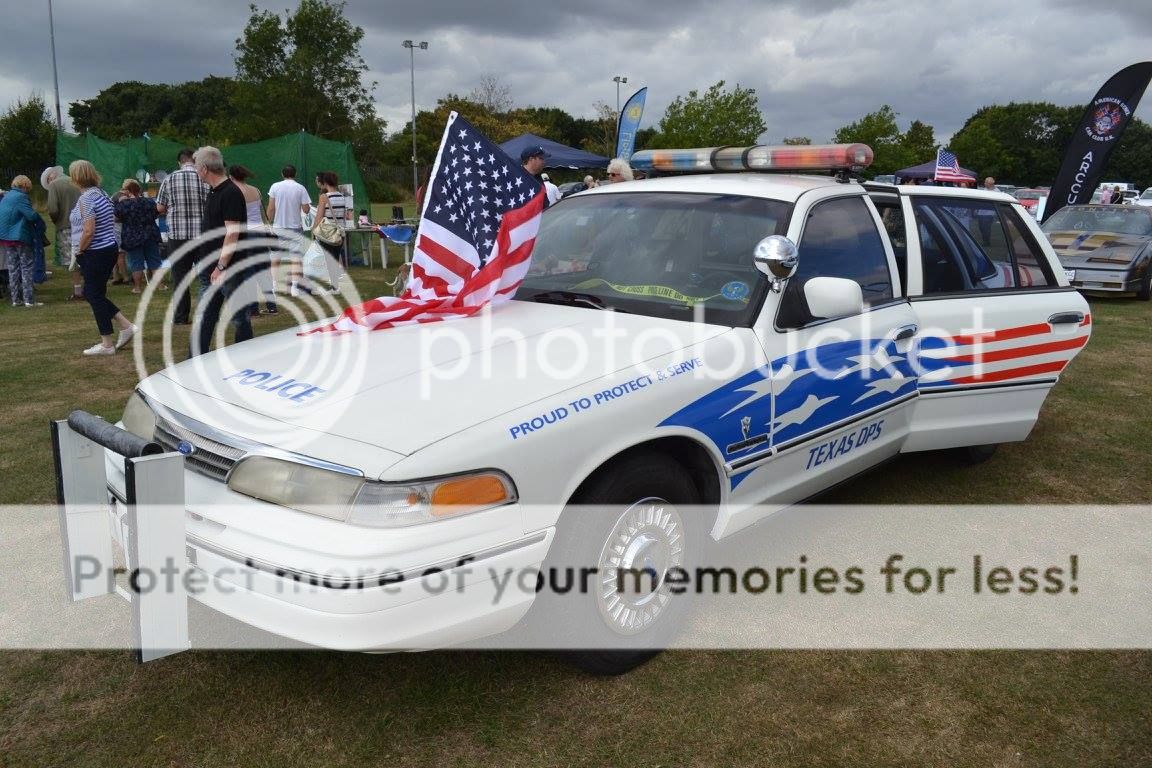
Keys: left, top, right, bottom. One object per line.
{"left": 545, "top": 452, "right": 704, "bottom": 675}
{"left": 956, "top": 443, "right": 998, "bottom": 464}
{"left": 1136, "top": 270, "right": 1151, "bottom": 301}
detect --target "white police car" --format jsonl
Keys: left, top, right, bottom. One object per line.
{"left": 114, "top": 144, "right": 1091, "bottom": 674}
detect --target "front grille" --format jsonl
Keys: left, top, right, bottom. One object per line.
{"left": 154, "top": 415, "right": 245, "bottom": 481}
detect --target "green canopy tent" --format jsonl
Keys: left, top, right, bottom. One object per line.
{"left": 55, "top": 130, "right": 369, "bottom": 212}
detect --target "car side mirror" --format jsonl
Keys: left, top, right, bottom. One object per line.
{"left": 804, "top": 276, "right": 863, "bottom": 319}
{"left": 753, "top": 235, "right": 798, "bottom": 291}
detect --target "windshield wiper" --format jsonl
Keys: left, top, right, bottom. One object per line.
{"left": 527, "top": 290, "right": 625, "bottom": 311}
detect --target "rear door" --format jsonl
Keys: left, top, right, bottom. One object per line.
{"left": 893, "top": 191, "right": 1091, "bottom": 451}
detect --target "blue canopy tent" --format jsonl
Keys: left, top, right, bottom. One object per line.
{"left": 498, "top": 133, "right": 610, "bottom": 169}
{"left": 895, "top": 160, "right": 977, "bottom": 182}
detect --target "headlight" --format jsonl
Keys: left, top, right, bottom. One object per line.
{"left": 227, "top": 456, "right": 516, "bottom": 528}
{"left": 227, "top": 456, "right": 362, "bottom": 521}
{"left": 121, "top": 392, "right": 157, "bottom": 441}
{"left": 349, "top": 471, "right": 517, "bottom": 528}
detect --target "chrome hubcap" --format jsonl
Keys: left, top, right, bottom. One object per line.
{"left": 595, "top": 497, "right": 685, "bottom": 636}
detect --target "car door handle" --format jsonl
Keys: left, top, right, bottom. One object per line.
{"left": 1048, "top": 312, "right": 1085, "bottom": 325}
{"left": 893, "top": 324, "right": 918, "bottom": 341}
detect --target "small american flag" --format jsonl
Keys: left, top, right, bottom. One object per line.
{"left": 934, "top": 147, "right": 974, "bottom": 183}
{"left": 313, "top": 112, "right": 545, "bottom": 332}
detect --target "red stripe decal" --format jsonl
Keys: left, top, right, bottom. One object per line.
{"left": 944, "top": 335, "right": 1089, "bottom": 364}
{"left": 950, "top": 360, "right": 1068, "bottom": 385}
{"left": 949, "top": 322, "right": 1051, "bottom": 347}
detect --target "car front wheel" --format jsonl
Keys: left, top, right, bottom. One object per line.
{"left": 1136, "top": 269, "right": 1151, "bottom": 301}
{"left": 544, "top": 452, "right": 704, "bottom": 675}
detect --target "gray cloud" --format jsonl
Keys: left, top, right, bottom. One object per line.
{"left": 3, "top": 0, "right": 1152, "bottom": 158}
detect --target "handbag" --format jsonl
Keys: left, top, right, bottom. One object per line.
{"left": 303, "top": 240, "right": 330, "bottom": 280}
{"left": 314, "top": 217, "right": 344, "bottom": 246}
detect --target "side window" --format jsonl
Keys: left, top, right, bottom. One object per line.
{"left": 1002, "top": 213, "right": 1058, "bottom": 288}
{"left": 914, "top": 199, "right": 1057, "bottom": 294}
{"left": 777, "top": 197, "right": 895, "bottom": 329}
{"left": 873, "top": 199, "right": 907, "bottom": 294}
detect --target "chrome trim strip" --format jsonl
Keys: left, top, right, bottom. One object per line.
{"left": 186, "top": 530, "right": 549, "bottom": 589}
{"left": 138, "top": 391, "right": 365, "bottom": 479}
{"left": 919, "top": 379, "right": 1056, "bottom": 395}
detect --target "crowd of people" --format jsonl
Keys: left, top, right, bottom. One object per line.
{"left": 0, "top": 146, "right": 352, "bottom": 358}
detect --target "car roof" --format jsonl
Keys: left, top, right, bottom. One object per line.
{"left": 572, "top": 174, "right": 1016, "bottom": 204}
{"left": 575, "top": 173, "right": 844, "bottom": 202}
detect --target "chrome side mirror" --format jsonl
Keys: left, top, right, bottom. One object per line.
{"left": 753, "top": 235, "right": 799, "bottom": 292}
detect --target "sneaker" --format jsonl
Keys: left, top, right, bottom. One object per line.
{"left": 24, "top": 302, "right": 44, "bottom": 307}
{"left": 82, "top": 343, "right": 115, "bottom": 356}
{"left": 115, "top": 324, "right": 138, "bottom": 350}
{"left": 67, "top": 293, "right": 84, "bottom": 302}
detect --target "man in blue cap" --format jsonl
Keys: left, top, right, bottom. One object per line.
{"left": 520, "top": 146, "right": 550, "bottom": 207}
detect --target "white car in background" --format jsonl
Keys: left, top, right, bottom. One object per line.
{"left": 1135, "top": 189, "right": 1152, "bottom": 207}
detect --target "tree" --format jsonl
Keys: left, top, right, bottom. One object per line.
{"left": 649, "top": 81, "right": 766, "bottom": 148}
{"left": 0, "top": 94, "right": 56, "bottom": 180}
{"left": 899, "top": 120, "right": 936, "bottom": 165}
{"left": 832, "top": 105, "right": 907, "bottom": 175}
{"left": 233, "top": 0, "right": 380, "bottom": 141}
{"left": 782, "top": 136, "right": 812, "bottom": 145}
{"left": 232, "top": 0, "right": 387, "bottom": 193}
{"left": 69, "top": 77, "right": 238, "bottom": 144}
{"left": 949, "top": 102, "right": 1079, "bottom": 185}
{"left": 582, "top": 101, "right": 617, "bottom": 158}
{"left": 469, "top": 74, "right": 513, "bottom": 114}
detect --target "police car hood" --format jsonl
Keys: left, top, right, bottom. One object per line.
{"left": 151, "top": 300, "right": 729, "bottom": 456}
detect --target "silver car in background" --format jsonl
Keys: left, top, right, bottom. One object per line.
{"left": 1041, "top": 204, "right": 1152, "bottom": 299}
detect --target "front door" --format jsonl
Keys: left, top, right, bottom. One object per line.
{"left": 717, "top": 193, "right": 920, "bottom": 537}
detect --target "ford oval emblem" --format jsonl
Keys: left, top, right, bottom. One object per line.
{"left": 176, "top": 440, "right": 196, "bottom": 456}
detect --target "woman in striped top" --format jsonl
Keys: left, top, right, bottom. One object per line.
{"left": 312, "top": 171, "right": 346, "bottom": 289}
{"left": 69, "top": 160, "right": 137, "bottom": 356}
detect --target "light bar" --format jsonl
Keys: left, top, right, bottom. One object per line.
{"left": 630, "top": 144, "right": 874, "bottom": 174}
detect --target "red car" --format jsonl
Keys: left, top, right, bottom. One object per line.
{"left": 1013, "top": 188, "right": 1045, "bottom": 216}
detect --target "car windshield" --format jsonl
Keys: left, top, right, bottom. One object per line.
{"left": 1014, "top": 190, "right": 1041, "bottom": 201}
{"left": 1041, "top": 206, "right": 1152, "bottom": 236}
{"left": 1141, "top": 189, "right": 1152, "bottom": 200}
{"left": 515, "top": 191, "right": 789, "bottom": 324}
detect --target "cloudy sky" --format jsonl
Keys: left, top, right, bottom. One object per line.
{"left": 3, "top": 0, "right": 1152, "bottom": 151}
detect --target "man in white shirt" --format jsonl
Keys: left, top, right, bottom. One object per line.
{"left": 541, "top": 173, "right": 561, "bottom": 206}
{"left": 266, "top": 164, "right": 312, "bottom": 295}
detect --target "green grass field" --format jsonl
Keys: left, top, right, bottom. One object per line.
{"left": 0, "top": 222, "right": 1149, "bottom": 766}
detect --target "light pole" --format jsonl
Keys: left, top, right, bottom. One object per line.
{"left": 612, "top": 75, "right": 627, "bottom": 154}
{"left": 47, "top": 0, "right": 62, "bottom": 129}
{"left": 403, "top": 40, "right": 429, "bottom": 201}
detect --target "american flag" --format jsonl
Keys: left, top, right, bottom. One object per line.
{"left": 313, "top": 112, "right": 545, "bottom": 332}
{"left": 934, "top": 147, "right": 974, "bottom": 184}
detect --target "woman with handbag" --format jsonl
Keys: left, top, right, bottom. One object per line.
{"left": 311, "top": 171, "right": 346, "bottom": 293}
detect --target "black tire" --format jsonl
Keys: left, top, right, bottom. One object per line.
{"left": 956, "top": 443, "right": 998, "bottom": 465}
{"left": 1136, "top": 270, "right": 1151, "bottom": 301}
{"left": 543, "top": 452, "right": 704, "bottom": 675}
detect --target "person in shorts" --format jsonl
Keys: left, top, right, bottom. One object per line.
{"left": 266, "top": 164, "right": 312, "bottom": 296}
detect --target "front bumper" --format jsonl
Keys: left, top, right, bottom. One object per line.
{"left": 108, "top": 493, "right": 553, "bottom": 650}
{"left": 1065, "top": 267, "right": 1145, "bottom": 293}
